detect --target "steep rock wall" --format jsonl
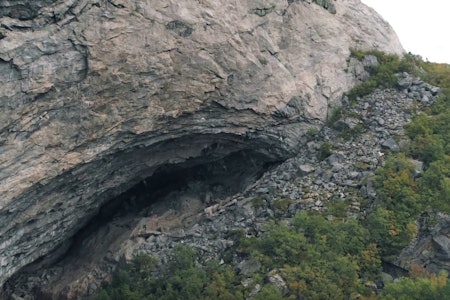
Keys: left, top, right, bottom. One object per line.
{"left": 0, "top": 0, "right": 403, "bottom": 286}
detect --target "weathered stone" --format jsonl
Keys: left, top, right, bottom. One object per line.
{"left": 266, "top": 270, "right": 289, "bottom": 296}
{"left": 238, "top": 259, "right": 261, "bottom": 276}
{"left": 0, "top": 0, "right": 58, "bottom": 20}
{"left": 381, "top": 138, "right": 400, "bottom": 151}
{"left": 327, "top": 152, "right": 346, "bottom": 165}
{"left": 433, "top": 235, "right": 450, "bottom": 257}
{"left": 397, "top": 213, "right": 450, "bottom": 274}
{"left": 348, "top": 57, "right": 370, "bottom": 81}
{"left": 298, "top": 164, "right": 315, "bottom": 175}
{"left": 248, "top": 283, "right": 262, "bottom": 298}
{"left": 397, "top": 73, "right": 413, "bottom": 89}
{"left": 430, "top": 86, "right": 441, "bottom": 96}
{"left": 333, "top": 117, "right": 361, "bottom": 130}
{"left": 0, "top": 0, "right": 407, "bottom": 292}
{"left": 362, "top": 55, "right": 379, "bottom": 68}
{"left": 421, "top": 95, "right": 431, "bottom": 104}
{"left": 348, "top": 171, "right": 360, "bottom": 179}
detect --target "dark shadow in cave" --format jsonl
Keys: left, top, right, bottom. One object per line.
{"left": 4, "top": 149, "right": 281, "bottom": 298}
{"left": 65, "top": 149, "right": 278, "bottom": 257}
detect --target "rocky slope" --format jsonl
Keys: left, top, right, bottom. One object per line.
{"left": 5, "top": 71, "right": 445, "bottom": 299}
{"left": 0, "top": 0, "right": 404, "bottom": 293}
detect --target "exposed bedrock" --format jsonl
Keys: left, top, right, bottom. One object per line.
{"left": 0, "top": 0, "right": 403, "bottom": 286}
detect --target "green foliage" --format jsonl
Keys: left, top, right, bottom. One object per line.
{"left": 93, "top": 213, "right": 384, "bottom": 299}
{"left": 381, "top": 271, "right": 450, "bottom": 300}
{"left": 362, "top": 155, "right": 421, "bottom": 259}
{"left": 419, "top": 155, "right": 450, "bottom": 212}
{"left": 365, "top": 207, "right": 417, "bottom": 261}
{"left": 317, "top": 142, "right": 333, "bottom": 161}
{"left": 347, "top": 51, "right": 420, "bottom": 102}
{"left": 419, "top": 61, "right": 450, "bottom": 88}
{"left": 406, "top": 115, "right": 447, "bottom": 165}
{"left": 338, "top": 123, "right": 365, "bottom": 141}
{"left": 91, "top": 245, "right": 245, "bottom": 300}
{"left": 347, "top": 80, "right": 378, "bottom": 103}
{"left": 327, "top": 106, "right": 343, "bottom": 125}
{"left": 91, "top": 254, "right": 157, "bottom": 300}
{"left": 326, "top": 200, "right": 348, "bottom": 218}
{"left": 251, "top": 197, "right": 265, "bottom": 209}
{"left": 349, "top": 48, "right": 367, "bottom": 60}
{"left": 244, "top": 212, "right": 380, "bottom": 299}
{"left": 375, "top": 154, "right": 420, "bottom": 215}
{"left": 364, "top": 58, "right": 450, "bottom": 263}
{"left": 253, "top": 285, "right": 283, "bottom": 300}
{"left": 306, "top": 127, "right": 320, "bottom": 141}
{"left": 271, "top": 198, "right": 294, "bottom": 215}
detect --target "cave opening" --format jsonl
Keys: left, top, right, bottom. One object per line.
{"left": 5, "top": 147, "right": 282, "bottom": 298}
{"left": 66, "top": 148, "right": 279, "bottom": 253}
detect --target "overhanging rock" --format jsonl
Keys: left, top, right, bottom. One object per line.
{"left": 0, "top": 0, "right": 404, "bottom": 286}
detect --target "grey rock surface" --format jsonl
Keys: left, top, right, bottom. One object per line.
{"left": 382, "top": 137, "right": 400, "bottom": 152}
{"left": 398, "top": 212, "right": 450, "bottom": 274}
{"left": 0, "top": 0, "right": 404, "bottom": 288}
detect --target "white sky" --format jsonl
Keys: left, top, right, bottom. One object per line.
{"left": 361, "top": 0, "right": 450, "bottom": 64}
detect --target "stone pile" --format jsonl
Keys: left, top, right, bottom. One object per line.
{"left": 130, "top": 80, "right": 441, "bottom": 287}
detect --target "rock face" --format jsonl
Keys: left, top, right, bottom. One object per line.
{"left": 398, "top": 212, "right": 450, "bottom": 275}
{"left": 0, "top": 0, "right": 403, "bottom": 288}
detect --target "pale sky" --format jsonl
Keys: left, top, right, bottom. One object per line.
{"left": 361, "top": 0, "right": 450, "bottom": 64}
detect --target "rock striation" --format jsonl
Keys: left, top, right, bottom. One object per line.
{"left": 6, "top": 75, "right": 442, "bottom": 299}
{"left": 0, "top": 0, "right": 403, "bottom": 289}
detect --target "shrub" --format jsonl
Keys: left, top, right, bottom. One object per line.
{"left": 347, "top": 50, "right": 420, "bottom": 102}
{"left": 317, "top": 142, "right": 333, "bottom": 161}
{"left": 381, "top": 271, "right": 450, "bottom": 300}
{"left": 326, "top": 106, "right": 343, "bottom": 125}
{"left": 91, "top": 245, "right": 245, "bottom": 300}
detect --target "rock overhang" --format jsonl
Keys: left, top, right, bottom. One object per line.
{"left": 0, "top": 123, "right": 305, "bottom": 286}
{"left": 0, "top": 0, "right": 405, "bottom": 287}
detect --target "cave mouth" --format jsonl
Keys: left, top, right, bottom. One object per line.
{"left": 70, "top": 148, "right": 279, "bottom": 240}
{"left": 5, "top": 148, "right": 281, "bottom": 298}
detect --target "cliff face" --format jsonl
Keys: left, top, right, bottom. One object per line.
{"left": 0, "top": 0, "right": 403, "bottom": 287}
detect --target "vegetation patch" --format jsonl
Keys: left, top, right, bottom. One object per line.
{"left": 365, "top": 57, "right": 450, "bottom": 260}
{"left": 317, "top": 141, "right": 333, "bottom": 161}
{"left": 338, "top": 123, "right": 365, "bottom": 141}
{"left": 347, "top": 50, "right": 419, "bottom": 103}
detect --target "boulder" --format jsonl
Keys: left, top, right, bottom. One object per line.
{"left": 397, "top": 73, "right": 413, "bottom": 89}
{"left": 266, "top": 270, "right": 289, "bottom": 296}
{"left": 298, "top": 163, "right": 316, "bottom": 175}
{"left": 381, "top": 138, "right": 400, "bottom": 152}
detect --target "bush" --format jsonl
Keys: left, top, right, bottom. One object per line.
{"left": 317, "top": 142, "right": 333, "bottom": 161}
{"left": 91, "top": 245, "right": 245, "bottom": 300}
{"left": 245, "top": 212, "right": 380, "bottom": 298}
{"left": 347, "top": 50, "right": 420, "bottom": 102}
{"left": 364, "top": 56, "right": 450, "bottom": 263}
{"left": 381, "top": 271, "right": 450, "bottom": 300}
